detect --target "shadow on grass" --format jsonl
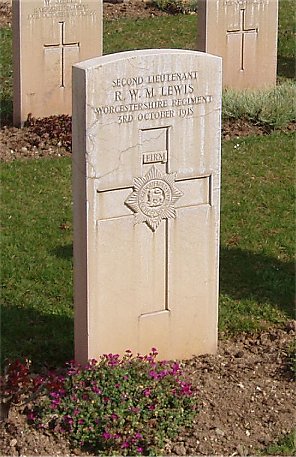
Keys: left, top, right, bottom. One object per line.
{"left": 0, "top": 96, "right": 13, "bottom": 127}
{"left": 52, "top": 243, "right": 73, "bottom": 260}
{"left": 2, "top": 244, "right": 293, "bottom": 371}
{"left": 54, "top": 242, "right": 294, "bottom": 319}
{"left": 1, "top": 305, "right": 74, "bottom": 371}
{"left": 277, "top": 56, "right": 296, "bottom": 79}
{"left": 220, "top": 246, "right": 294, "bottom": 319}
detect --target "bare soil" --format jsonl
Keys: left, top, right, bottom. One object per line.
{"left": 0, "top": 0, "right": 170, "bottom": 28}
{"left": 3, "top": 114, "right": 294, "bottom": 162}
{"left": 0, "top": 324, "right": 295, "bottom": 456}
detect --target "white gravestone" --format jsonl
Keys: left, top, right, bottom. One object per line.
{"left": 72, "top": 49, "right": 222, "bottom": 363}
{"left": 13, "top": 0, "right": 102, "bottom": 126}
{"left": 197, "top": 0, "right": 278, "bottom": 89}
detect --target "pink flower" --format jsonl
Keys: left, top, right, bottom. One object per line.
{"left": 92, "top": 385, "right": 102, "bottom": 394}
{"left": 121, "top": 441, "right": 129, "bottom": 449}
{"left": 27, "top": 411, "right": 36, "bottom": 421}
{"left": 63, "top": 415, "right": 74, "bottom": 425}
{"left": 148, "top": 370, "right": 159, "bottom": 380}
{"left": 130, "top": 406, "right": 140, "bottom": 413}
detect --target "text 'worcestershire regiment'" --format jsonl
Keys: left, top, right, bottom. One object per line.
{"left": 95, "top": 71, "right": 213, "bottom": 124}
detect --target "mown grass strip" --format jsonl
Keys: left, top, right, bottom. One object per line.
{"left": 1, "top": 133, "right": 294, "bottom": 368}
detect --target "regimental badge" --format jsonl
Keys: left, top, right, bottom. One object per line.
{"left": 125, "top": 165, "right": 183, "bottom": 232}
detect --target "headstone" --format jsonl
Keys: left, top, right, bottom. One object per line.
{"left": 197, "top": 0, "right": 278, "bottom": 89}
{"left": 12, "top": 0, "right": 102, "bottom": 126}
{"left": 72, "top": 49, "right": 222, "bottom": 363}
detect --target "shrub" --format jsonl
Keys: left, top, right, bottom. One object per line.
{"left": 28, "top": 348, "right": 197, "bottom": 455}
{"left": 151, "top": 0, "right": 198, "bottom": 14}
{"left": 286, "top": 340, "right": 296, "bottom": 375}
{"left": 222, "top": 81, "right": 296, "bottom": 129}
{"left": 0, "top": 358, "right": 33, "bottom": 420}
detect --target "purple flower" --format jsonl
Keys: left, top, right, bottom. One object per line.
{"left": 157, "top": 369, "right": 169, "bottom": 379}
{"left": 102, "top": 431, "right": 112, "bottom": 440}
{"left": 148, "top": 404, "right": 156, "bottom": 410}
{"left": 134, "top": 432, "right": 143, "bottom": 440}
{"left": 92, "top": 385, "right": 102, "bottom": 394}
{"left": 130, "top": 406, "right": 140, "bottom": 413}
{"left": 143, "top": 388, "right": 151, "bottom": 397}
{"left": 50, "top": 399, "right": 60, "bottom": 409}
{"left": 170, "top": 362, "right": 181, "bottom": 374}
{"left": 78, "top": 418, "right": 85, "bottom": 425}
{"left": 49, "top": 391, "right": 60, "bottom": 399}
{"left": 178, "top": 381, "right": 193, "bottom": 396}
{"left": 137, "top": 447, "right": 144, "bottom": 454}
{"left": 121, "top": 441, "right": 129, "bottom": 449}
{"left": 148, "top": 370, "right": 159, "bottom": 380}
{"left": 27, "top": 411, "right": 36, "bottom": 421}
{"left": 63, "top": 415, "right": 74, "bottom": 425}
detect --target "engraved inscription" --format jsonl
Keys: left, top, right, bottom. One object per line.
{"left": 224, "top": 0, "right": 265, "bottom": 5}
{"left": 28, "top": 0, "right": 97, "bottom": 19}
{"left": 143, "top": 151, "right": 168, "bottom": 164}
{"left": 94, "top": 70, "right": 213, "bottom": 125}
{"left": 125, "top": 166, "right": 183, "bottom": 232}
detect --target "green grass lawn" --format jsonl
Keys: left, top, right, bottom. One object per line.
{"left": 1, "top": 132, "right": 294, "bottom": 369}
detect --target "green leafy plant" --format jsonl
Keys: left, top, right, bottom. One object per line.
{"left": 28, "top": 348, "right": 197, "bottom": 455}
{"left": 286, "top": 339, "right": 296, "bottom": 375}
{"left": 222, "top": 82, "right": 296, "bottom": 129}
{"left": 0, "top": 358, "right": 32, "bottom": 420}
{"left": 151, "top": 0, "right": 198, "bottom": 14}
{"left": 264, "top": 430, "right": 296, "bottom": 456}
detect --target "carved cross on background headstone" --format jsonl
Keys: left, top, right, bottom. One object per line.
{"left": 227, "top": 8, "right": 258, "bottom": 71}
{"left": 44, "top": 21, "right": 80, "bottom": 87}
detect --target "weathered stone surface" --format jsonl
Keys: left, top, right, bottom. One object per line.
{"left": 197, "top": 0, "right": 278, "bottom": 89}
{"left": 13, "top": 0, "right": 102, "bottom": 126}
{"left": 72, "top": 49, "right": 221, "bottom": 363}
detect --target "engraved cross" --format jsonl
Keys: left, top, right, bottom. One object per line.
{"left": 124, "top": 127, "right": 211, "bottom": 316}
{"left": 227, "top": 8, "right": 258, "bottom": 70}
{"left": 95, "top": 127, "right": 212, "bottom": 319}
{"left": 44, "top": 21, "right": 80, "bottom": 87}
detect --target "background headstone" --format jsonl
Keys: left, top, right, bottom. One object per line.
{"left": 197, "top": 0, "right": 278, "bottom": 89}
{"left": 72, "top": 49, "right": 221, "bottom": 363}
{"left": 13, "top": 0, "right": 102, "bottom": 126}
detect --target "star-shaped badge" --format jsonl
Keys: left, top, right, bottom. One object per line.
{"left": 125, "top": 165, "right": 183, "bottom": 231}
